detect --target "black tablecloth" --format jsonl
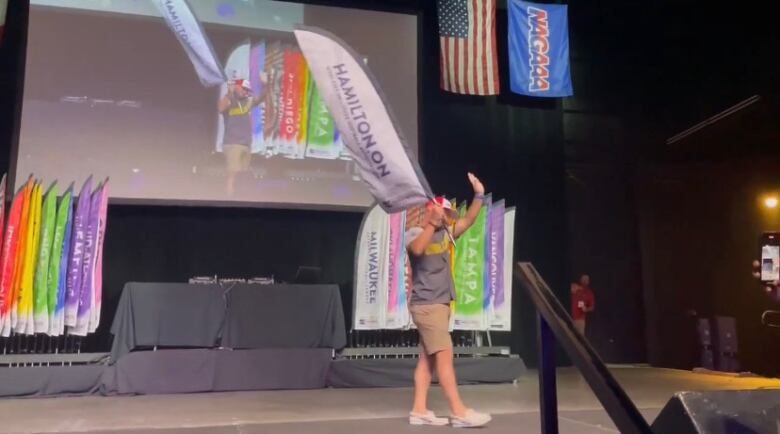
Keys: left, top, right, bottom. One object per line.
{"left": 110, "top": 283, "right": 346, "bottom": 362}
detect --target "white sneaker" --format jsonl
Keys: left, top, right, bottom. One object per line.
{"left": 409, "top": 410, "right": 449, "bottom": 426}
{"left": 450, "top": 409, "right": 492, "bottom": 428}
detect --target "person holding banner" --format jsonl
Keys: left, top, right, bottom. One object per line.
{"left": 405, "top": 173, "right": 492, "bottom": 428}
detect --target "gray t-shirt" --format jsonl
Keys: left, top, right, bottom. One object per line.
{"left": 407, "top": 227, "right": 456, "bottom": 305}
{"left": 222, "top": 97, "right": 253, "bottom": 146}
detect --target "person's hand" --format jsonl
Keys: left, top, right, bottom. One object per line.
{"left": 227, "top": 83, "right": 235, "bottom": 96}
{"left": 753, "top": 259, "right": 779, "bottom": 294}
{"left": 259, "top": 71, "right": 268, "bottom": 85}
{"left": 426, "top": 205, "right": 445, "bottom": 229}
{"left": 468, "top": 172, "right": 485, "bottom": 195}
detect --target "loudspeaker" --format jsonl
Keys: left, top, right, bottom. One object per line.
{"left": 696, "top": 318, "right": 712, "bottom": 347}
{"left": 716, "top": 354, "right": 740, "bottom": 373}
{"left": 700, "top": 348, "right": 715, "bottom": 370}
{"left": 713, "top": 316, "right": 738, "bottom": 353}
{"left": 651, "top": 389, "right": 780, "bottom": 433}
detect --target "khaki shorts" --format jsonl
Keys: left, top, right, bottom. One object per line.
{"left": 224, "top": 144, "right": 251, "bottom": 173}
{"left": 410, "top": 304, "right": 452, "bottom": 355}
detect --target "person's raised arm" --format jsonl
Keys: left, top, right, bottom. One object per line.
{"left": 453, "top": 173, "right": 485, "bottom": 238}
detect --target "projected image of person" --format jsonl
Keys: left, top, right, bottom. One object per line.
{"left": 218, "top": 74, "right": 268, "bottom": 196}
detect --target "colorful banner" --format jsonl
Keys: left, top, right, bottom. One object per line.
{"left": 54, "top": 195, "right": 74, "bottom": 336}
{"left": 487, "top": 200, "right": 505, "bottom": 325}
{"left": 7, "top": 179, "right": 33, "bottom": 334}
{"left": 73, "top": 183, "right": 102, "bottom": 336}
{"left": 0, "top": 184, "right": 23, "bottom": 336}
{"left": 384, "top": 211, "right": 408, "bottom": 329}
{"left": 278, "top": 49, "right": 308, "bottom": 159}
{"left": 65, "top": 178, "right": 92, "bottom": 327}
{"left": 250, "top": 42, "right": 266, "bottom": 154}
{"left": 305, "top": 81, "right": 340, "bottom": 159}
{"left": 508, "top": 0, "right": 573, "bottom": 97}
{"left": 263, "top": 42, "right": 285, "bottom": 149}
{"left": 18, "top": 182, "right": 42, "bottom": 335}
{"left": 482, "top": 196, "right": 493, "bottom": 311}
{"left": 353, "top": 203, "right": 389, "bottom": 330}
{"left": 47, "top": 187, "right": 72, "bottom": 336}
{"left": 91, "top": 180, "right": 109, "bottom": 333}
{"left": 493, "top": 207, "right": 516, "bottom": 331}
{"left": 453, "top": 201, "right": 488, "bottom": 330}
{"left": 151, "top": 0, "right": 226, "bottom": 87}
{"left": 294, "top": 26, "right": 433, "bottom": 213}
{"left": 33, "top": 182, "right": 57, "bottom": 333}
{"left": 0, "top": 174, "right": 105, "bottom": 337}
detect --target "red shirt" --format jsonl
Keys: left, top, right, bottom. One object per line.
{"left": 571, "top": 286, "right": 595, "bottom": 321}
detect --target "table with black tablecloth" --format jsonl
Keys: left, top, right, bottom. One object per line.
{"left": 110, "top": 283, "right": 346, "bottom": 362}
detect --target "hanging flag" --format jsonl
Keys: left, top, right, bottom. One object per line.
{"left": 385, "top": 211, "right": 408, "bottom": 329}
{"left": 250, "top": 42, "right": 266, "bottom": 154}
{"left": 55, "top": 197, "right": 74, "bottom": 336}
{"left": 18, "top": 182, "right": 42, "bottom": 335}
{"left": 353, "top": 203, "right": 389, "bottom": 330}
{"left": 263, "top": 42, "right": 285, "bottom": 152}
{"left": 73, "top": 183, "right": 102, "bottom": 336}
{"left": 90, "top": 180, "right": 109, "bottom": 333}
{"left": 0, "top": 184, "right": 23, "bottom": 335}
{"left": 482, "top": 195, "right": 493, "bottom": 311}
{"left": 453, "top": 200, "right": 488, "bottom": 330}
{"left": 305, "top": 80, "right": 341, "bottom": 160}
{"left": 294, "top": 27, "right": 433, "bottom": 213}
{"left": 151, "top": 0, "right": 226, "bottom": 87}
{"left": 47, "top": 187, "right": 72, "bottom": 336}
{"left": 65, "top": 177, "right": 92, "bottom": 328}
{"left": 7, "top": 179, "right": 32, "bottom": 335}
{"left": 487, "top": 200, "right": 505, "bottom": 326}
{"left": 278, "top": 49, "right": 308, "bottom": 159}
{"left": 437, "top": 0, "right": 499, "bottom": 95}
{"left": 508, "top": 0, "right": 573, "bottom": 97}
{"left": 33, "top": 182, "right": 57, "bottom": 333}
{"left": 492, "top": 207, "right": 515, "bottom": 331}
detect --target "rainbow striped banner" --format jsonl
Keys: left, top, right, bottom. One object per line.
{"left": 0, "top": 174, "right": 108, "bottom": 337}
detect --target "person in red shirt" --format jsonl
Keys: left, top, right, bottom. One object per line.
{"left": 571, "top": 274, "right": 595, "bottom": 336}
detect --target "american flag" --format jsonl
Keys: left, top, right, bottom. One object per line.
{"left": 437, "top": 0, "right": 499, "bottom": 95}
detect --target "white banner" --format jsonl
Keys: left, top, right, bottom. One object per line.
{"left": 492, "top": 207, "right": 515, "bottom": 331}
{"left": 384, "top": 211, "right": 410, "bottom": 329}
{"left": 353, "top": 204, "right": 389, "bottom": 330}
{"left": 294, "top": 27, "right": 432, "bottom": 213}
{"left": 152, "top": 0, "right": 226, "bottom": 87}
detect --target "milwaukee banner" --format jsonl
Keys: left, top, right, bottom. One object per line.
{"left": 353, "top": 204, "right": 389, "bottom": 330}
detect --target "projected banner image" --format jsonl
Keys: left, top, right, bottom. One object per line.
{"left": 217, "top": 41, "right": 344, "bottom": 161}
{"left": 17, "top": 1, "right": 417, "bottom": 208}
